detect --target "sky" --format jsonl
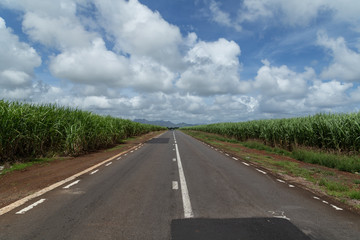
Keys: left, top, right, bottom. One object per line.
{"left": 1, "top": 0, "right": 360, "bottom": 124}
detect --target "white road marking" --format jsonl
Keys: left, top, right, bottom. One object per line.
{"left": 277, "top": 179, "right": 285, "bottom": 183}
{"left": 225, "top": 153, "right": 229, "bottom": 156}
{"left": 172, "top": 181, "right": 179, "bottom": 190}
{"left": 105, "top": 162, "right": 112, "bottom": 167}
{"left": 90, "top": 170, "right": 99, "bottom": 175}
{"left": 173, "top": 158, "right": 177, "bottom": 162}
{"left": 242, "top": 162, "right": 250, "bottom": 166}
{"left": 331, "top": 204, "right": 343, "bottom": 211}
{"left": 215, "top": 149, "right": 218, "bottom": 151}
{"left": 117, "top": 157, "right": 121, "bottom": 160}
{"left": 322, "top": 200, "right": 329, "bottom": 204}
{"left": 232, "top": 157, "right": 238, "bottom": 161}
{"left": 130, "top": 151, "right": 134, "bottom": 153}
{"left": 174, "top": 132, "right": 194, "bottom": 218}
{"left": 313, "top": 196, "right": 320, "bottom": 200}
{"left": 256, "top": 169, "right": 267, "bottom": 175}
{"left": 124, "top": 154, "right": 128, "bottom": 156}
{"left": 0, "top": 143, "right": 140, "bottom": 216}
{"left": 269, "top": 211, "right": 290, "bottom": 221}
{"left": 63, "top": 180, "right": 80, "bottom": 189}
{"left": 288, "top": 185, "right": 295, "bottom": 188}
{"left": 16, "top": 199, "right": 46, "bottom": 215}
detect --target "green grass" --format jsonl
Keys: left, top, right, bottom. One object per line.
{"left": 354, "top": 179, "right": 360, "bottom": 184}
{"left": 348, "top": 190, "right": 360, "bottom": 200}
{"left": 319, "top": 178, "right": 349, "bottom": 192}
{"left": 0, "top": 100, "right": 166, "bottom": 164}
{"left": 0, "top": 158, "right": 54, "bottom": 175}
{"left": 291, "top": 149, "right": 360, "bottom": 173}
{"left": 241, "top": 141, "right": 291, "bottom": 156}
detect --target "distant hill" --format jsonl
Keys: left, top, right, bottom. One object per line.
{"left": 134, "top": 119, "right": 197, "bottom": 128}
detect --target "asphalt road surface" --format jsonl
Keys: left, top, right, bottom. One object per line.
{"left": 0, "top": 131, "right": 359, "bottom": 239}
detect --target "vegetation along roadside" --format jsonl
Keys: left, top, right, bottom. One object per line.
{"left": 0, "top": 100, "right": 166, "bottom": 170}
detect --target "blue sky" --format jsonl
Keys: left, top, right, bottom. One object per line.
{"left": 1, "top": 0, "right": 360, "bottom": 123}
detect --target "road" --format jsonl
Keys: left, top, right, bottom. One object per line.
{"left": 0, "top": 130, "right": 359, "bottom": 239}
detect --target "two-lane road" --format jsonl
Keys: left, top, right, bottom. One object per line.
{"left": 0, "top": 131, "right": 359, "bottom": 239}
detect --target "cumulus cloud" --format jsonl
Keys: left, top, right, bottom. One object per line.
{"left": 22, "top": 12, "right": 96, "bottom": 50}
{"left": 0, "top": 17, "right": 41, "bottom": 98}
{"left": 306, "top": 80, "right": 352, "bottom": 108}
{"left": 94, "top": 0, "right": 183, "bottom": 70}
{"left": 317, "top": 32, "right": 360, "bottom": 82}
{"left": 49, "top": 38, "right": 131, "bottom": 85}
{"left": 49, "top": 38, "right": 175, "bottom": 92}
{"left": 177, "top": 38, "right": 248, "bottom": 95}
{"left": 254, "top": 60, "right": 314, "bottom": 99}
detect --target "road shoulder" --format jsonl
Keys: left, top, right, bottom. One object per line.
{"left": 0, "top": 131, "right": 165, "bottom": 209}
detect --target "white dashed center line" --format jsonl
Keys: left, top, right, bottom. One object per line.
{"left": 242, "top": 162, "right": 250, "bottom": 166}
{"left": 173, "top": 132, "right": 194, "bottom": 218}
{"left": 105, "top": 162, "right": 112, "bottom": 167}
{"left": 172, "top": 181, "right": 179, "bottom": 190}
{"left": 90, "top": 169, "right": 99, "bottom": 175}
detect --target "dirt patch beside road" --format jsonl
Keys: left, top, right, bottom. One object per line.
{"left": 0, "top": 131, "right": 165, "bottom": 209}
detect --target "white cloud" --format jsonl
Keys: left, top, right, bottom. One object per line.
{"left": 22, "top": 12, "right": 96, "bottom": 50}
{"left": 177, "top": 38, "right": 248, "bottom": 95}
{"left": 130, "top": 57, "right": 175, "bottom": 93}
{"left": 0, "top": 0, "right": 79, "bottom": 15}
{"left": 254, "top": 60, "right": 314, "bottom": 99}
{"left": 317, "top": 32, "right": 360, "bottom": 82}
{"left": 237, "top": 0, "right": 360, "bottom": 27}
{"left": 0, "top": 17, "right": 41, "bottom": 98}
{"left": 306, "top": 80, "right": 352, "bottom": 108}
{"left": 94, "top": 0, "right": 183, "bottom": 70}
{"left": 49, "top": 38, "right": 175, "bottom": 92}
{"left": 238, "top": 0, "right": 273, "bottom": 23}
{"left": 49, "top": 38, "right": 131, "bottom": 86}
{"left": 208, "top": 0, "right": 241, "bottom": 31}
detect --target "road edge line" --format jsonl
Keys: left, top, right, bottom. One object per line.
{"left": 0, "top": 144, "right": 141, "bottom": 216}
